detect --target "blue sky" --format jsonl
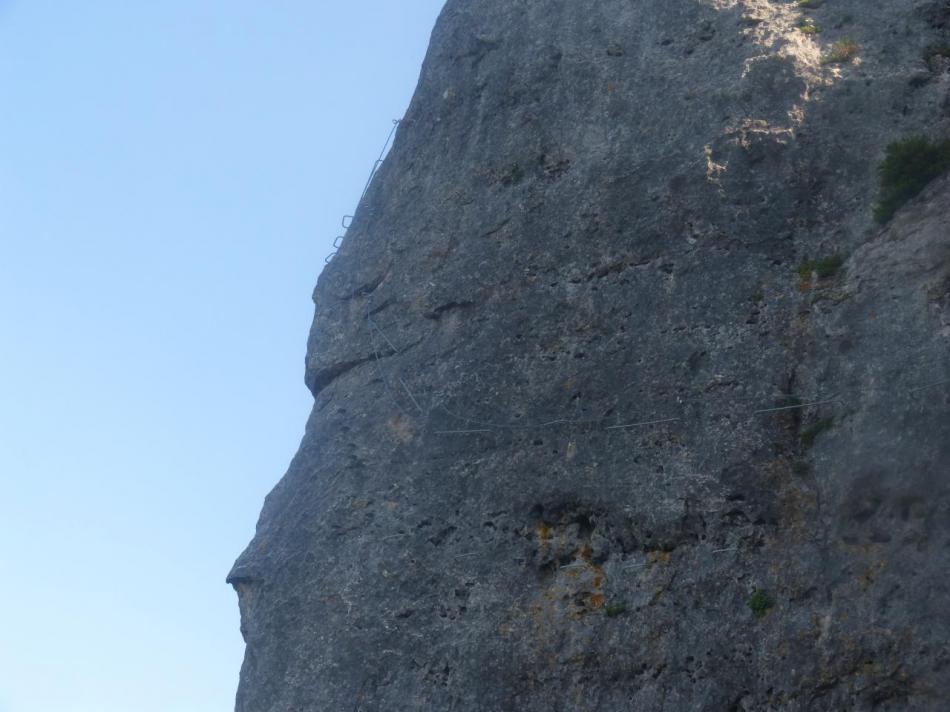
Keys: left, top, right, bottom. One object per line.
{"left": 0, "top": 2, "right": 444, "bottom": 709}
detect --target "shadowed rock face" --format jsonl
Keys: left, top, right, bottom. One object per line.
{"left": 230, "top": 1, "right": 950, "bottom": 709}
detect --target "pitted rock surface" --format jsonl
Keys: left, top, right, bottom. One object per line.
{"left": 230, "top": 1, "right": 950, "bottom": 709}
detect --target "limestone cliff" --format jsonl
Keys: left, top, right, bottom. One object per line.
{"left": 230, "top": 1, "right": 950, "bottom": 709}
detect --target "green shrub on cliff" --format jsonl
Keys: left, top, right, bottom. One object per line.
{"left": 748, "top": 590, "right": 775, "bottom": 618}
{"left": 875, "top": 136, "right": 950, "bottom": 223}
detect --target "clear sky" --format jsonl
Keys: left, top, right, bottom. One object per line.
{"left": 0, "top": 2, "right": 445, "bottom": 710}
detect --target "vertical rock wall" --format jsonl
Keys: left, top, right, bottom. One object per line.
{"left": 230, "top": 1, "right": 950, "bottom": 709}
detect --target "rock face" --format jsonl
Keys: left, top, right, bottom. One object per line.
{"left": 229, "top": 1, "right": 950, "bottom": 709}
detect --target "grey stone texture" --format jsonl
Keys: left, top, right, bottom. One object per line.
{"left": 230, "top": 1, "right": 950, "bottom": 709}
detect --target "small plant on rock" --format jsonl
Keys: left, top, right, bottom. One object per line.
{"left": 798, "top": 254, "right": 844, "bottom": 281}
{"left": 501, "top": 163, "right": 525, "bottom": 186}
{"left": 801, "top": 416, "right": 835, "bottom": 448}
{"left": 924, "top": 45, "right": 950, "bottom": 63}
{"left": 821, "top": 38, "right": 860, "bottom": 65}
{"left": 748, "top": 589, "right": 775, "bottom": 618}
{"left": 780, "top": 395, "right": 803, "bottom": 409}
